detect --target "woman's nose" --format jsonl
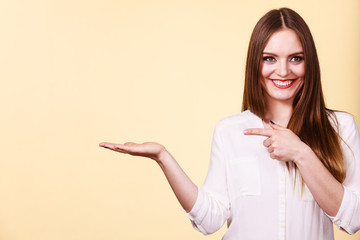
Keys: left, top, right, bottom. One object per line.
{"left": 276, "top": 60, "right": 290, "bottom": 77}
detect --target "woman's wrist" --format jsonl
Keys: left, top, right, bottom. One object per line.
{"left": 293, "top": 143, "right": 314, "bottom": 167}
{"left": 156, "top": 146, "right": 171, "bottom": 166}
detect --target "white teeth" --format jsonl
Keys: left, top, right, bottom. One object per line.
{"left": 272, "top": 80, "right": 293, "bottom": 86}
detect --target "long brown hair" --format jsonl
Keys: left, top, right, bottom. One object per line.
{"left": 242, "top": 8, "right": 346, "bottom": 183}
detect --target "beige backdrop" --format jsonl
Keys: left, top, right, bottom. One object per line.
{"left": 0, "top": 0, "right": 359, "bottom": 239}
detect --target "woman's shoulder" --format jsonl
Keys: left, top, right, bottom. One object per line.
{"left": 330, "top": 110, "right": 356, "bottom": 126}
{"left": 330, "top": 110, "right": 359, "bottom": 137}
{"left": 332, "top": 110, "right": 354, "bottom": 121}
{"left": 215, "top": 110, "right": 260, "bottom": 131}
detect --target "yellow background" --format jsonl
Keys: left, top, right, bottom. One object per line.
{"left": 0, "top": 0, "right": 359, "bottom": 239}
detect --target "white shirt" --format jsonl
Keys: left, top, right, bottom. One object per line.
{"left": 186, "top": 110, "right": 360, "bottom": 240}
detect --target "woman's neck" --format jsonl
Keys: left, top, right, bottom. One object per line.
{"left": 264, "top": 98, "right": 293, "bottom": 127}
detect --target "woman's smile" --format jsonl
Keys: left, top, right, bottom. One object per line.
{"left": 270, "top": 78, "right": 297, "bottom": 89}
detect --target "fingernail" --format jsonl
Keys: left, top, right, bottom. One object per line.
{"left": 243, "top": 130, "right": 248, "bottom": 134}
{"left": 270, "top": 120, "right": 275, "bottom": 125}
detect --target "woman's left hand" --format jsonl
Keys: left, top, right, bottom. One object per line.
{"left": 244, "top": 122, "right": 307, "bottom": 162}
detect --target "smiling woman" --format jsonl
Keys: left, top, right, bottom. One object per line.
{"left": 100, "top": 7, "right": 360, "bottom": 240}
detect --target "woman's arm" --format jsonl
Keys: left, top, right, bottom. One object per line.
{"left": 244, "top": 123, "right": 343, "bottom": 217}
{"left": 293, "top": 144, "right": 343, "bottom": 217}
{"left": 100, "top": 124, "right": 231, "bottom": 235}
{"left": 244, "top": 116, "right": 360, "bottom": 234}
{"left": 99, "top": 142, "right": 198, "bottom": 212}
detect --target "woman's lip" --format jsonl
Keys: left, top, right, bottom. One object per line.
{"left": 271, "top": 79, "right": 294, "bottom": 81}
{"left": 270, "top": 79, "right": 297, "bottom": 89}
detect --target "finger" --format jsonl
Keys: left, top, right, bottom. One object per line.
{"left": 267, "top": 146, "right": 274, "bottom": 153}
{"left": 99, "top": 142, "right": 109, "bottom": 147}
{"left": 124, "top": 142, "right": 137, "bottom": 147}
{"left": 114, "top": 144, "right": 133, "bottom": 152}
{"left": 99, "top": 142, "right": 118, "bottom": 149}
{"left": 263, "top": 138, "right": 272, "bottom": 147}
{"left": 244, "top": 128, "right": 274, "bottom": 137}
{"left": 100, "top": 142, "right": 128, "bottom": 152}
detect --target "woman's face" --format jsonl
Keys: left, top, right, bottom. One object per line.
{"left": 261, "top": 28, "right": 305, "bottom": 105}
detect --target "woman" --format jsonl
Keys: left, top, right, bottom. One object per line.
{"left": 99, "top": 8, "right": 360, "bottom": 239}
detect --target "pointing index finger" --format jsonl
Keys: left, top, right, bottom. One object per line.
{"left": 244, "top": 128, "right": 274, "bottom": 137}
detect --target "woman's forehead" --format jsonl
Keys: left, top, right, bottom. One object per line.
{"left": 263, "top": 29, "right": 303, "bottom": 54}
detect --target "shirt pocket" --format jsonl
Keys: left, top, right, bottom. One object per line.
{"left": 227, "top": 156, "right": 261, "bottom": 199}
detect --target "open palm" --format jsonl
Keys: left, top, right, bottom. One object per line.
{"left": 99, "top": 142, "right": 166, "bottom": 162}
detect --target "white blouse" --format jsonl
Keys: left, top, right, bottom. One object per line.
{"left": 186, "top": 110, "right": 360, "bottom": 240}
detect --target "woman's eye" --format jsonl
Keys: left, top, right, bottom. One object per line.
{"left": 290, "top": 56, "right": 303, "bottom": 62}
{"left": 263, "top": 56, "right": 276, "bottom": 62}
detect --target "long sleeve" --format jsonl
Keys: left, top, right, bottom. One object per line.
{"left": 185, "top": 123, "right": 230, "bottom": 235}
{"left": 331, "top": 114, "right": 360, "bottom": 234}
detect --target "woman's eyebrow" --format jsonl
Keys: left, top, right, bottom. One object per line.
{"left": 290, "top": 51, "right": 304, "bottom": 56}
{"left": 262, "top": 51, "right": 304, "bottom": 56}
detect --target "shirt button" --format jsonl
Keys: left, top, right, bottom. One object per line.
{"left": 335, "top": 220, "right": 342, "bottom": 225}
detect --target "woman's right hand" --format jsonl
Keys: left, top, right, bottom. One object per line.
{"left": 99, "top": 142, "right": 167, "bottom": 163}
{"left": 99, "top": 141, "right": 198, "bottom": 212}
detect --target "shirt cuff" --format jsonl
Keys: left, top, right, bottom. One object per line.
{"left": 184, "top": 186, "right": 209, "bottom": 234}
{"left": 185, "top": 185, "right": 204, "bottom": 221}
{"left": 330, "top": 186, "right": 358, "bottom": 234}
